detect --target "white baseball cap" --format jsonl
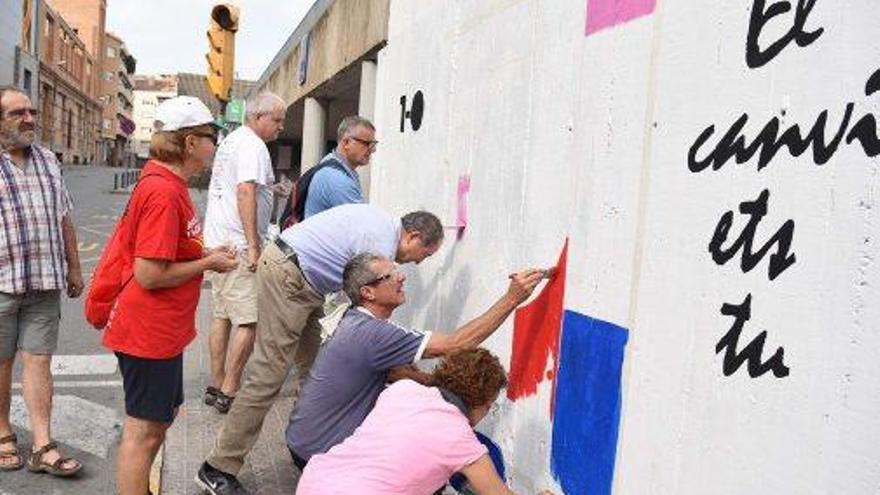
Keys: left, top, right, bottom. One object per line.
{"left": 153, "top": 96, "right": 220, "bottom": 132}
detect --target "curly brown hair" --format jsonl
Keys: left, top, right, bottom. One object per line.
{"left": 432, "top": 348, "right": 508, "bottom": 409}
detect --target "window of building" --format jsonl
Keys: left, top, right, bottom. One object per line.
{"left": 66, "top": 108, "right": 73, "bottom": 148}
{"left": 43, "top": 15, "right": 54, "bottom": 61}
{"left": 41, "top": 84, "right": 53, "bottom": 143}
{"left": 23, "top": 70, "right": 32, "bottom": 93}
{"left": 106, "top": 46, "right": 116, "bottom": 58}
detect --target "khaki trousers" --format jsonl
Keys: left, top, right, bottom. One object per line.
{"left": 207, "top": 242, "right": 324, "bottom": 475}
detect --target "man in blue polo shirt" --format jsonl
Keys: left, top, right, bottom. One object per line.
{"left": 303, "top": 115, "right": 376, "bottom": 218}
{"left": 278, "top": 116, "right": 377, "bottom": 229}
{"left": 197, "top": 204, "right": 443, "bottom": 495}
{"left": 284, "top": 254, "right": 546, "bottom": 467}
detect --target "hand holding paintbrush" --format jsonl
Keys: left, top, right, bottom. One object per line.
{"left": 505, "top": 268, "right": 553, "bottom": 305}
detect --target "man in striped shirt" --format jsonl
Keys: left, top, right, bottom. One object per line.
{"left": 0, "top": 86, "right": 83, "bottom": 476}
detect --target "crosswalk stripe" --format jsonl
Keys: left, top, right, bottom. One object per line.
{"left": 10, "top": 394, "right": 120, "bottom": 459}
{"left": 51, "top": 354, "right": 118, "bottom": 376}
{"left": 12, "top": 380, "right": 122, "bottom": 389}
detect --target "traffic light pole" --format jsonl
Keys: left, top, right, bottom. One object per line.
{"left": 206, "top": 3, "right": 238, "bottom": 111}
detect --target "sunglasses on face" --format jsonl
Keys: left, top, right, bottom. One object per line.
{"left": 191, "top": 132, "right": 218, "bottom": 145}
{"left": 365, "top": 270, "right": 396, "bottom": 286}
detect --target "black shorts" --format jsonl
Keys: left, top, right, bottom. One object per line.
{"left": 116, "top": 352, "right": 184, "bottom": 423}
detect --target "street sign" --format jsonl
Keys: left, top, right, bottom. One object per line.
{"left": 224, "top": 98, "right": 245, "bottom": 125}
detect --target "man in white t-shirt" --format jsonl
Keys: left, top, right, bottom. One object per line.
{"left": 202, "top": 91, "right": 286, "bottom": 413}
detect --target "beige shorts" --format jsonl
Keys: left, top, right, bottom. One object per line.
{"left": 209, "top": 260, "right": 258, "bottom": 326}
{"left": 0, "top": 290, "right": 61, "bottom": 360}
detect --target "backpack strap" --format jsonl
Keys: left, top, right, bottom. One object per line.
{"left": 291, "top": 156, "right": 349, "bottom": 222}
{"left": 121, "top": 172, "right": 165, "bottom": 217}
{"left": 116, "top": 172, "right": 168, "bottom": 289}
{"left": 279, "top": 156, "right": 352, "bottom": 228}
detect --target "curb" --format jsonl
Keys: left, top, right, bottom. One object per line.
{"left": 150, "top": 444, "right": 164, "bottom": 494}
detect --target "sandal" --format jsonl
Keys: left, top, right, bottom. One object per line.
{"left": 26, "top": 441, "right": 82, "bottom": 477}
{"left": 0, "top": 433, "right": 24, "bottom": 471}
{"left": 214, "top": 391, "right": 235, "bottom": 414}
{"left": 204, "top": 386, "right": 220, "bottom": 406}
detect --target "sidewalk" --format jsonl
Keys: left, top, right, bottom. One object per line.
{"left": 158, "top": 287, "right": 301, "bottom": 494}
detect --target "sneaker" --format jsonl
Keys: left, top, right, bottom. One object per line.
{"left": 214, "top": 392, "right": 234, "bottom": 414}
{"left": 204, "top": 386, "right": 220, "bottom": 406}
{"left": 195, "top": 462, "right": 250, "bottom": 495}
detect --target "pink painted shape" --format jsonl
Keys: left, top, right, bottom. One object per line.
{"left": 456, "top": 174, "right": 470, "bottom": 239}
{"left": 585, "top": 0, "right": 657, "bottom": 36}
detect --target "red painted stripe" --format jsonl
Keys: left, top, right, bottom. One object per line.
{"left": 507, "top": 238, "right": 568, "bottom": 414}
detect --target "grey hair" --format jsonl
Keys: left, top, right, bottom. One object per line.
{"left": 343, "top": 253, "right": 386, "bottom": 306}
{"left": 245, "top": 91, "right": 285, "bottom": 119}
{"left": 0, "top": 85, "right": 26, "bottom": 116}
{"left": 401, "top": 211, "right": 444, "bottom": 248}
{"left": 337, "top": 115, "right": 375, "bottom": 141}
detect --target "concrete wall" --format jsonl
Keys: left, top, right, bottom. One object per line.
{"left": 371, "top": 1, "right": 880, "bottom": 494}
{"left": 262, "top": 0, "right": 389, "bottom": 105}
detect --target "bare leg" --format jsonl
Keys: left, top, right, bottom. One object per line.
{"left": 20, "top": 351, "right": 75, "bottom": 468}
{"left": 208, "top": 318, "right": 232, "bottom": 390}
{"left": 20, "top": 352, "right": 52, "bottom": 447}
{"left": 0, "top": 357, "right": 13, "bottom": 437}
{"left": 117, "top": 415, "right": 172, "bottom": 495}
{"left": 220, "top": 324, "right": 256, "bottom": 397}
{"left": 0, "top": 356, "right": 16, "bottom": 468}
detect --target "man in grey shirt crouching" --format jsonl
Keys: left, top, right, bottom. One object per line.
{"left": 285, "top": 253, "right": 546, "bottom": 467}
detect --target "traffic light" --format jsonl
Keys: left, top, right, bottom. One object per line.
{"left": 206, "top": 3, "right": 239, "bottom": 102}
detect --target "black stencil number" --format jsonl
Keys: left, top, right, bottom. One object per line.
{"left": 400, "top": 91, "right": 425, "bottom": 133}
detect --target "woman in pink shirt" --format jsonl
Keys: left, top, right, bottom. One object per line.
{"left": 295, "top": 348, "right": 554, "bottom": 495}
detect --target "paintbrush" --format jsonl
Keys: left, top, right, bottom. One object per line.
{"left": 509, "top": 267, "right": 556, "bottom": 280}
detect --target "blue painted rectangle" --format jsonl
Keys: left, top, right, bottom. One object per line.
{"left": 551, "top": 310, "right": 629, "bottom": 495}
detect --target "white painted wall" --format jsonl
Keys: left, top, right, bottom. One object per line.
{"left": 370, "top": 0, "right": 880, "bottom": 494}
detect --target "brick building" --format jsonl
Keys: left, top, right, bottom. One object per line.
{"left": 36, "top": 0, "right": 102, "bottom": 163}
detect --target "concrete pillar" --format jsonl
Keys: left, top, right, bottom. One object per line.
{"left": 358, "top": 60, "right": 377, "bottom": 199}
{"left": 301, "top": 97, "right": 326, "bottom": 172}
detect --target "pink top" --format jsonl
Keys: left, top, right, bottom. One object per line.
{"left": 296, "top": 380, "right": 488, "bottom": 495}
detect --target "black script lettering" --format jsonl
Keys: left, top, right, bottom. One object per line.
{"left": 716, "top": 294, "right": 790, "bottom": 378}
{"left": 688, "top": 105, "right": 854, "bottom": 173}
{"left": 709, "top": 189, "right": 796, "bottom": 281}
{"left": 842, "top": 69, "right": 880, "bottom": 156}
{"left": 746, "top": 0, "right": 824, "bottom": 69}
{"left": 688, "top": 68, "right": 880, "bottom": 173}
{"left": 865, "top": 68, "right": 880, "bottom": 96}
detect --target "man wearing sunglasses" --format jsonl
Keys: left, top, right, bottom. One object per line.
{"left": 202, "top": 92, "right": 286, "bottom": 414}
{"left": 278, "top": 116, "right": 377, "bottom": 228}
{"left": 0, "top": 86, "right": 84, "bottom": 475}
{"left": 283, "top": 253, "right": 546, "bottom": 472}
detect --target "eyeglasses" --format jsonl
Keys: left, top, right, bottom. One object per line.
{"left": 5, "top": 108, "right": 38, "bottom": 119}
{"left": 365, "top": 270, "right": 396, "bottom": 286}
{"left": 191, "top": 132, "right": 218, "bottom": 145}
{"left": 351, "top": 137, "right": 378, "bottom": 149}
